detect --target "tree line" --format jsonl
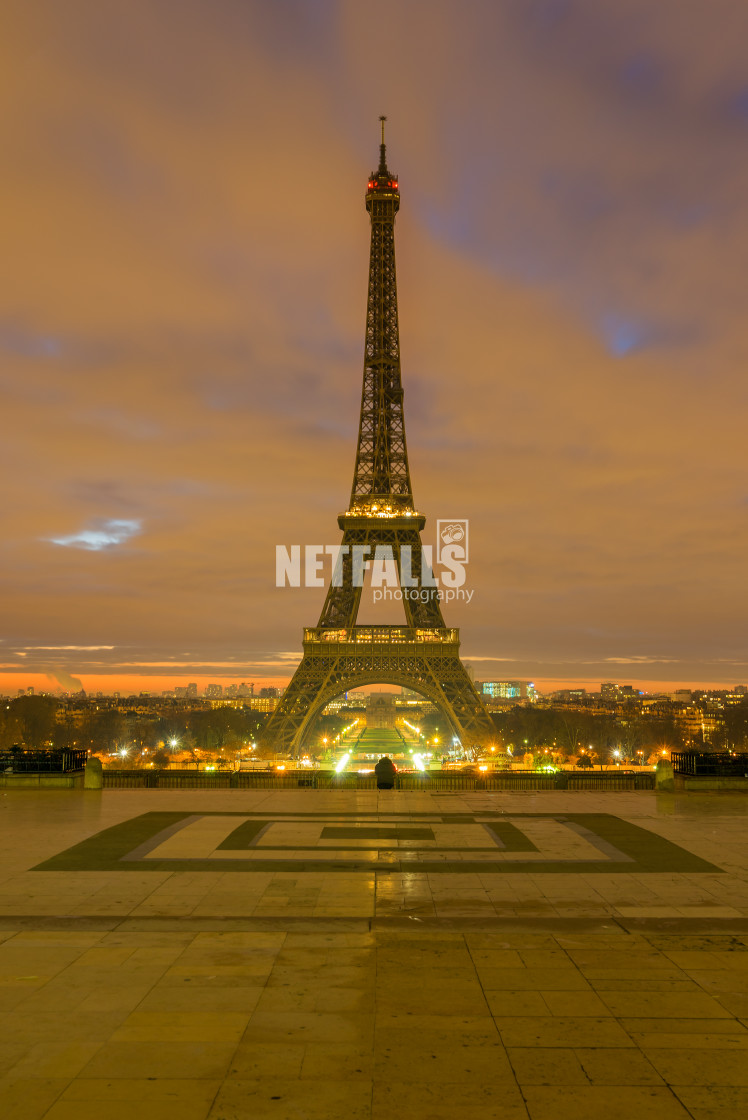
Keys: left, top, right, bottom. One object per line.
{"left": 0, "top": 696, "right": 268, "bottom": 762}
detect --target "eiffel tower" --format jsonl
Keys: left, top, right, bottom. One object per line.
{"left": 261, "top": 121, "right": 495, "bottom": 756}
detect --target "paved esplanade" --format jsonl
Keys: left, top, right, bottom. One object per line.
{"left": 2, "top": 789, "right": 748, "bottom": 1119}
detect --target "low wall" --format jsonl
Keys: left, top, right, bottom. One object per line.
{"left": 0, "top": 772, "right": 84, "bottom": 789}
{"left": 101, "top": 769, "right": 656, "bottom": 792}
{"left": 675, "top": 774, "right": 748, "bottom": 792}
{"left": 6, "top": 768, "right": 743, "bottom": 793}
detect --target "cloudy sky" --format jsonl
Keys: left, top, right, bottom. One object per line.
{"left": 2, "top": 0, "right": 748, "bottom": 695}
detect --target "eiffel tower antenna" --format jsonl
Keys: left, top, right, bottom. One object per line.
{"left": 260, "top": 124, "right": 495, "bottom": 755}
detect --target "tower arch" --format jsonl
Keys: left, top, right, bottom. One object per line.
{"left": 292, "top": 670, "right": 457, "bottom": 750}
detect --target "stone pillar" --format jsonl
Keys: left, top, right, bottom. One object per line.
{"left": 84, "top": 756, "right": 103, "bottom": 790}
{"left": 655, "top": 757, "right": 675, "bottom": 793}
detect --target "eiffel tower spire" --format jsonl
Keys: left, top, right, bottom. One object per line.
{"left": 378, "top": 113, "right": 389, "bottom": 174}
{"left": 259, "top": 123, "right": 495, "bottom": 756}
{"left": 317, "top": 124, "right": 441, "bottom": 629}
{"left": 350, "top": 115, "right": 412, "bottom": 514}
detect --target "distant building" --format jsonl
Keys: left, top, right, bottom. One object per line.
{"left": 205, "top": 684, "right": 223, "bottom": 699}
{"left": 249, "top": 697, "right": 278, "bottom": 713}
{"left": 550, "top": 688, "right": 587, "bottom": 703}
{"left": 186, "top": 683, "right": 198, "bottom": 699}
{"left": 601, "top": 683, "right": 642, "bottom": 700}
{"left": 479, "top": 681, "right": 536, "bottom": 702}
{"left": 676, "top": 706, "right": 726, "bottom": 745}
{"left": 226, "top": 682, "right": 254, "bottom": 698}
{"left": 366, "top": 693, "right": 397, "bottom": 729}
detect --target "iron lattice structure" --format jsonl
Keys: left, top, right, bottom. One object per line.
{"left": 261, "top": 124, "right": 494, "bottom": 754}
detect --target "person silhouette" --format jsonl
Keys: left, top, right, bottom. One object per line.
{"left": 375, "top": 755, "right": 397, "bottom": 790}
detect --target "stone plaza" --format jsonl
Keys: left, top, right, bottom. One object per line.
{"left": 2, "top": 786, "right": 748, "bottom": 1119}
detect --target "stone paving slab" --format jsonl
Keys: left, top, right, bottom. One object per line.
{"left": 2, "top": 788, "right": 748, "bottom": 1117}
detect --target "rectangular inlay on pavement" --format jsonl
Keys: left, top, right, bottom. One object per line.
{"left": 319, "top": 827, "right": 436, "bottom": 840}
{"left": 32, "top": 810, "right": 721, "bottom": 875}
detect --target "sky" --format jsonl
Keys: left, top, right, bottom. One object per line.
{"left": 2, "top": 0, "right": 748, "bottom": 696}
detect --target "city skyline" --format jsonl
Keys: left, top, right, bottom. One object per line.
{"left": 3, "top": 1, "right": 748, "bottom": 697}
{"left": 4, "top": 669, "right": 748, "bottom": 701}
